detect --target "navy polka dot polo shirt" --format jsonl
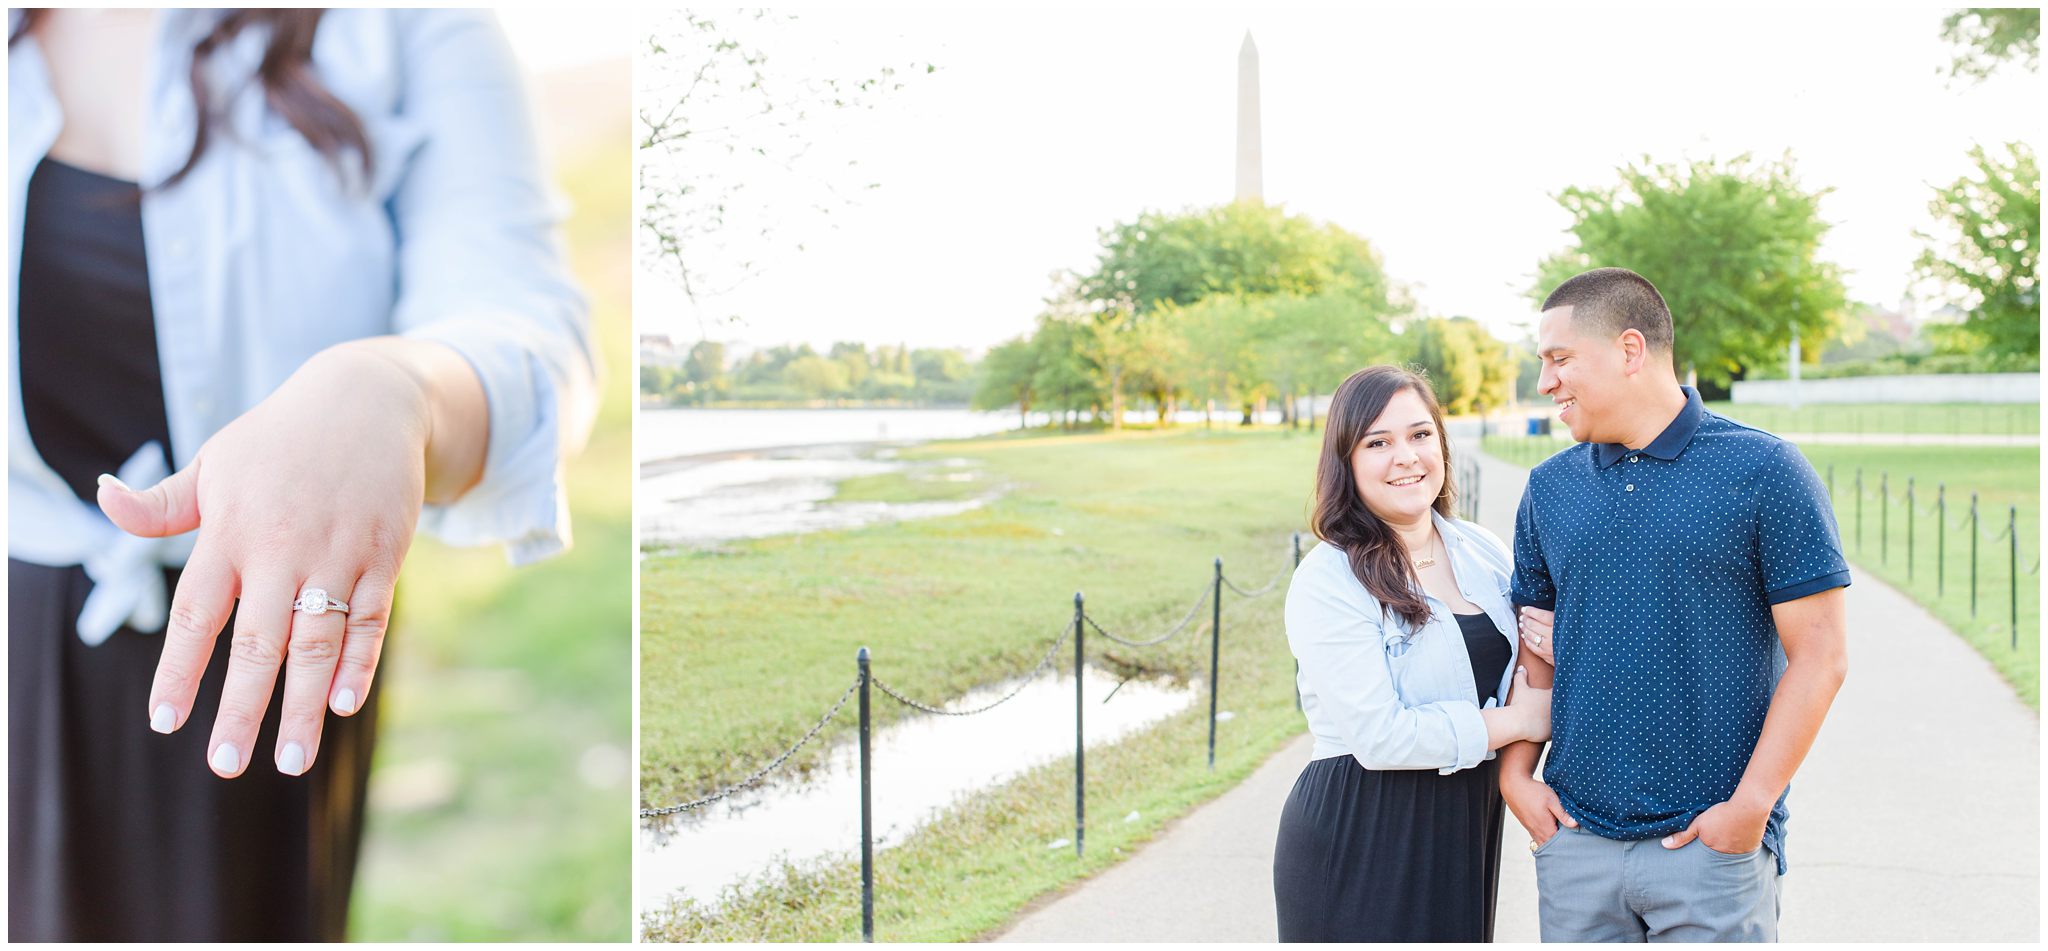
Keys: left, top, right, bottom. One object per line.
{"left": 1511, "top": 386, "right": 1850, "bottom": 875}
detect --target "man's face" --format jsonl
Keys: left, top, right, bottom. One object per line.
{"left": 1536, "top": 305, "right": 1630, "bottom": 444}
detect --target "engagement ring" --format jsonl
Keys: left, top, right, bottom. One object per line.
{"left": 292, "top": 588, "right": 349, "bottom": 616}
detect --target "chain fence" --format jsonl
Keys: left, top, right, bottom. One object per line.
{"left": 639, "top": 676, "right": 862, "bottom": 819}
{"left": 1478, "top": 431, "right": 2037, "bottom": 660}
{"left": 641, "top": 530, "right": 1305, "bottom": 941}
{"left": 871, "top": 619, "right": 1074, "bottom": 716}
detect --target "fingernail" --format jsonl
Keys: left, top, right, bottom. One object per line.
{"left": 1661, "top": 836, "right": 1674, "bottom": 847}
{"left": 211, "top": 743, "right": 240, "bottom": 775}
{"left": 278, "top": 742, "right": 307, "bottom": 776}
{"left": 96, "top": 473, "right": 130, "bottom": 491}
{"left": 150, "top": 704, "right": 176, "bottom": 734}
{"left": 333, "top": 688, "right": 358, "bottom": 716}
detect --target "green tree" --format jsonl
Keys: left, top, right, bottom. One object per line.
{"left": 640, "top": 363, "right": 679, "bottom": 402}
{"left": 1078, "top": 203, "right": 1399, "bottom": 426}
{"left": 1941, "top": 8, "right": 2039, "bottom": 82}
{"left": 1408, "top": 318, "right": 1483, "bottom": 415}
{"left": 1028, "top": 316, "right": 1103, "bottom": 428}
{"left": 1472, "top": 326, "right": 1517, "bottom": 413}
{"left": 782, "top": 355, "right": 849, "bottom": 400}
{"left": 683, "top": 340, "right": 728, "bottom": 402}
{"left": 1079, "top": 202, "right": 1390, "bottom": 314}
{"left": 1257, "top": 287, "right": 1404, "bottom": 427}
{"left": 1915, "top": 142, "right": 2039, "bottom": 356}
{"left": 1532, "top": 154, "right": 1848, "bottom": 388}
{"left": 971, "top": 338, "right": 1040, "bottom": 427}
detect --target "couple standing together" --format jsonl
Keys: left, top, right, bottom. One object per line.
{"left": 1276, "top": 267, "right": 1851, "bottom": 942}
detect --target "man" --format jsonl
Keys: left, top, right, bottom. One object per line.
{"left": 1500, "top": 267, "right": 1850, "bottom": 942}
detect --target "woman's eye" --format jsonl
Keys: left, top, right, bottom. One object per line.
{"left": 1366, "top": 439, "right": 1387, "bottom": 449}
{"left": 1414, "top": 430, "right": 1433, "bottom": 440}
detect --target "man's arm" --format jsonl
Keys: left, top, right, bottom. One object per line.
{"left": 1662, "top": 586, "right": 1848, "bottom": 851}
{"left": 1499, "top": 647, "right": 1576, "bottom": 842}
{"left": 1501, "top": 480, "right": 1575, "bottom": 841}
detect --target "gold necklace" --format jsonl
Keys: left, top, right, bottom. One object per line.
{"left": 1411, "top": 531, "right": 1439, "bottom": 569}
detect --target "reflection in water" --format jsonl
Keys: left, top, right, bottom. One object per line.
{"left": 638, "top": 445, "right": 997, "bottom": 547}
{"left": 639, "top": 667, "right": 1198, "bottom": 911}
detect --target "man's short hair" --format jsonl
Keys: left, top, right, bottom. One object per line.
{"left": 1541, "top": 267, "right": 1674, "bottom": 352}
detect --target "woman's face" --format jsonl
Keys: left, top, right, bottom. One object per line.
{"left": 1348, "top": 387, "right": 1444, "bottom": 527}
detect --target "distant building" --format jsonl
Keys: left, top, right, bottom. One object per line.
{"left": 640, "top": 334, "right": 681, "bottom": 367}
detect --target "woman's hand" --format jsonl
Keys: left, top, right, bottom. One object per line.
{"left": 97, "top": 338, "right": 485, "bottom": 778}
{"left": 1517, "top": 605, "right": 1555, "bottom": 666}
{"left": 1505, "top": 665, "right": 1551, "bottom": 743}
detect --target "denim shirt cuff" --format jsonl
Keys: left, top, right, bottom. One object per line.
{"left": 406, "top": 319, "right": 574, "bottom": 565}
{"left": 1436, "top": 700, "right": 1490, "bottom": 776}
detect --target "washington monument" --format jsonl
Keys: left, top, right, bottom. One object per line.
{"left": 1236, "top": 32, "right": 1262, "bottom": 203}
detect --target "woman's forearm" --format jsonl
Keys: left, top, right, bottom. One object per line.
{"left": 1479, "top": 705, "right": 1536, "bottom": 751}
{"left": 323, "top": 337, "right": 489, "bottom": 504}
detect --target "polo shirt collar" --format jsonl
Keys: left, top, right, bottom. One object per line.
{"left": 1593, "top": 386, "right": 1704, "bottom": 468}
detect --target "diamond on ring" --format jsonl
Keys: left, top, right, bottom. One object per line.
{"left": 293, "top": 588, "right": 349, "bottom": 616}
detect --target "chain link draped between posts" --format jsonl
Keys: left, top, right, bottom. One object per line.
{"left": 642, "top": 534, "right": 1304, "bottom": 941}
{"left": 1831, "top": 468, "right": 2035, "bottom": 652}
{"left": 1220, "top": 560, "right": 1292, "bottom": 599}
{"left": 1508, "top": 446, "right": 2037, "bottom": 659}
{"left": 870, "top": 620, "right": 1074, "bottom": 716}
{"left": 1082, "top": 580, "right": 1213, "bottom": 646}
{"left": 639, "top": 675, "right": 862, "bottom": 818}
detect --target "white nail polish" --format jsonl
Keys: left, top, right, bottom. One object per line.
{"left": 211, "top": 743, "right": 240, "bottom": 775}
{"left": 96, "top": 472, "right": 131, "bottom": 491}
{"left": 333, "top": 688, "right": 358, "bottom": 715}
{"left": 278, "top": 742, "right": 307, "bottom": 775}
{"left": 151, "top": 704, "right": 176, "bottom": 734}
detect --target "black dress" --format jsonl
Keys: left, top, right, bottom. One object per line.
{"left": 1273, "top": 610, "right": 1512, "bottom": 942}
{"left": 8, "top": 158, "right": 376, "bottom": 941}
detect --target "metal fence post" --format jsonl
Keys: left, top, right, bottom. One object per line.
{"left": 1907, "top": 478, "right": 1915, "bottom": 583}
{"left": 1208, "top": 557, "right": 1223, "bottom": 770}
{"left": 2009, "top": 506, "right": 2018, "bottom": 650}
{"left": 1293, "top": 533, "right": 1304, "bottom": 713}
{"left": 857, "top": 647, "right": 874, "bottom": 943}
{"left": 1938, "top": 484, "right": 1946, "bottom": 598}
{"left": 1855, "top": 469, "right": 1863, "bottom": 552}
{"left": 1826, "top": 463, "right": 1834, "bottom": 501}
{"left": 1073, "top": 592, "right": 1085, "bottom": 858}
{"left": 1971, "top": 494, "right": 1980, "bottom": 618}
{"left": 1881, "top": 472, "right": 1889, "bottom": 565}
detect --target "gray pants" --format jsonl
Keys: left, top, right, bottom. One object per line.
{"left": 1532, "top": 824, "right": 1781, "bottom": 942}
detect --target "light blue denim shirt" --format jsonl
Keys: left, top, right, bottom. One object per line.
{"left": 8, "top": 10, "right": 598, "bottom": 644}
{"left": 1284, "top": 510, "right": 1520, "bottom": 774}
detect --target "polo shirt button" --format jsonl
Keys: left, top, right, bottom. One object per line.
{"left": 1626, "top": 484, "right": 1636, "bottom": 492}
{"left": 1630, "top": 455, "right": 1640, "bottom": 463}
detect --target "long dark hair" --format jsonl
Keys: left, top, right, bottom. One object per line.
{"left": 11, "top": 9, "right": 370, "bottom": 189}
{"left": 1310, "top": 365, "right": 1458, "bottom": 632}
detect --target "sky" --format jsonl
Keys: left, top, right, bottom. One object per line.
{"left": 635, "top": 4, "right": 2040, "bottom": 354}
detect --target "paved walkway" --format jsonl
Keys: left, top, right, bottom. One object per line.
{"left": 994, "top": 438, "right": 2039, "bottom": 942}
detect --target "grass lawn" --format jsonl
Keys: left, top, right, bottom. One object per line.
{"left": 1480, "top": 433, "right": 2040, "bottom": 709}
{"left": 349, "top": 125, "right": 633, "bottom": 940}
{"left": 640, "top": 426, "right": 1326, "bottom": 940}
{"left": 1702, "top": 401, "right": 2039, "bottom": 437}
{"left": 1797, "top": 444, "right": 2039, "bottom": 709}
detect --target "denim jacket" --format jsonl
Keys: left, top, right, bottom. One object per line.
{"left": 1284, "top": 510, "right": 1520, "bottom": 774}
{"left": 8, "top": 10, "right": 598, "bottom": 644}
